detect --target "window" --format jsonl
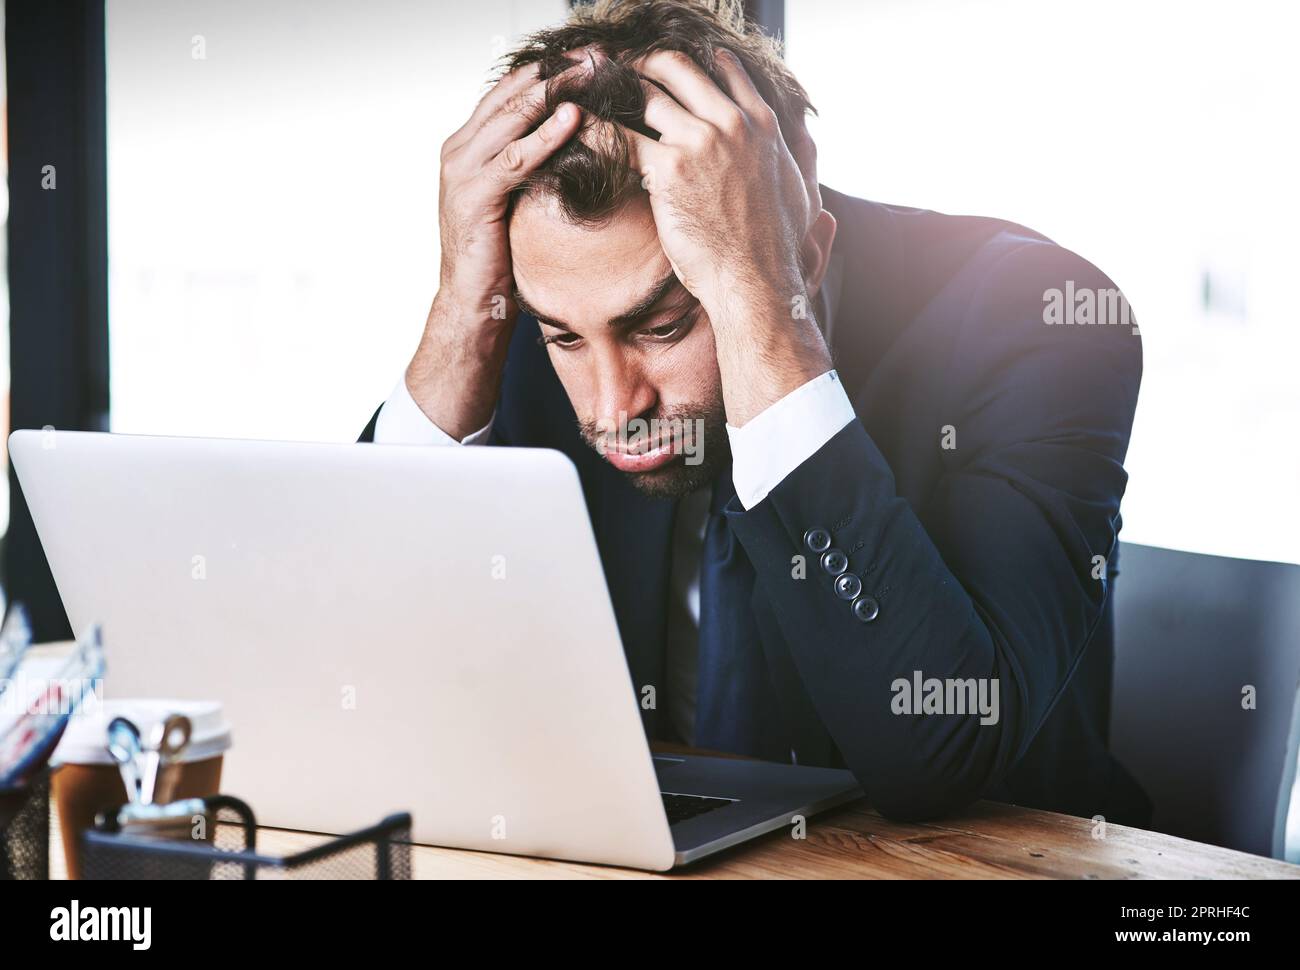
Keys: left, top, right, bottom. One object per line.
{"left": 107, "top": 0, "right": 566, "bottom": 443}
{"left": 786, "top": 0, "right": 1300, "bottom": 564}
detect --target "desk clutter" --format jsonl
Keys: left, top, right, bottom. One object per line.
{"left": 1, "top": 599, "right": 99, "bottom": 881}
{"left": 0, "top": 604, "right": 103, "bottom": 789}
{"left": 0, "top": 598, "right": 411, "bottom": 880}
{"left": 53, "top": 698, "right": 231, "bottom": 877}
{"left": 82, "top": 797, "right": 412, "bottom": 880}
{"left": 0, "top": 768, "right": 50, "bottom": 880}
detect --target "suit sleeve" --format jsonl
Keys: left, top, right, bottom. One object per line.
{"left": 726, "top": 241, "right": 1142, "bottom": 820}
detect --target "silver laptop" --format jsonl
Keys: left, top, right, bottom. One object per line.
{"left": 10, "top": 429, "right": 861, "bottom": 870}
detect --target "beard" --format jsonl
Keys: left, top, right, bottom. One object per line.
{"left": 577, "top": 393, "right": 731, "bottom": 501}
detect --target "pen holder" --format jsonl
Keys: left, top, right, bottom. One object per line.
{"left": 80, "top": 796, "right": 412, "bottom": 880}
{"left": 0, "top": 768, "right": 51, "bottom": 880}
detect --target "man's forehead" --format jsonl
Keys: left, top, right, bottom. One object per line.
{"left": 509, "top": 193, "right": 677, "bottom": 325}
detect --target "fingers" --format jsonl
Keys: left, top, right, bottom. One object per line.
{"left": 711, "top": 49, "right": 771, "bottom": 122}
{"left": 465, "top": 76, "right": 553, "bottom": 164}
{"left": 637, "top": 78, "right": 703, "bottom": 142}
{"left": 445, "top": 62, "right": 542, "bottom": 154}
{"left": 633, "top": 50, "right": 741, "bottom": 129}
{"left": 484, "top": 102, "right": 582, "bottom": 188}
{"left": 446, "top": 54, "right": 591, "bottom": 159}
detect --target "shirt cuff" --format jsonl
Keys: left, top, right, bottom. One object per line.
{"left": 725, "top": 370, "right": 856, "bottom": 510}
{"left": 372, "top": 374, "right": 494, "bottom": 446}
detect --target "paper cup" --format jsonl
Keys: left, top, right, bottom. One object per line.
{"left": 51, "top": 700, "right": 232, "bottom": 879}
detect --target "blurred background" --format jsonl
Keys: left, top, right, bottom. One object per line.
{"left": 3, "top": 0, "right": 1298, "bottom": 629}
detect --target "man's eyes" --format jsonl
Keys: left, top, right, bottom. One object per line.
{"left": 539, "top": 331, "right": 583, "bottom": 347}
{"left": 639, "top": 318, "right": 690, "bottom": 341}
{"left": 538, "top": 316, "right": 693, "bottom": 349}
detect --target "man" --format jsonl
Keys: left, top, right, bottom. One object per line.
{"left": 360, "top": 0, "right": 1149, "bottom": 825}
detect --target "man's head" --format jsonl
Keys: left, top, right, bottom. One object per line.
{"left": 503, "top": 0, "right": 829, "bottom": 499}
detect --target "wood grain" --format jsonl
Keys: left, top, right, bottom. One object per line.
{"left": 51, "top": 796, "right": 1292, "bottom": 880}
{"left": 30, "top": 640, "right": 1300, "bottom": 880}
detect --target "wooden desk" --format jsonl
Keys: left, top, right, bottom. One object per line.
{"left": 30, "top": 642, "right": 1300, "bottom": 879}
{"left": 46, "top": 769, "right": 1300, "bottom": 880}
{"left": 243, "top": 801, "right": 1300, "bottom": 880}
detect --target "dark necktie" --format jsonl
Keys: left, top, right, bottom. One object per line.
{"left": 692, "top": 467, "right": 791, "bottom": 761}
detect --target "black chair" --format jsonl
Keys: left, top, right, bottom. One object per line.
{"left": 1109, "top": 542, "right": 1300, "bottom": 858}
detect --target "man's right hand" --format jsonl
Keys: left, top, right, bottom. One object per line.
{"left": 406, "top": 63, "right": 581, "bottom": 441}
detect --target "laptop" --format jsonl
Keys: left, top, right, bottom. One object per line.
{"left": 9, "top": 429, "right": 862, "bottom": 870}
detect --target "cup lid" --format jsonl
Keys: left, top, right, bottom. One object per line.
{"left": 53, "top": 699, "right": 232, "bottom": 766}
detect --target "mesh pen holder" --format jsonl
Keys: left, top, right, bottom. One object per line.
{"left": 0, "top": 768, "right": 51, "bottom": 880}
{"left": 80, "top": 796, "right": 412, "bottom": 880}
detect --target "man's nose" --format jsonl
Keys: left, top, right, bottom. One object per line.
{"left": 590, "top": 349, "right": 657, "bottom": 437}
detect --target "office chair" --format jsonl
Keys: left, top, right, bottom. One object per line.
{"left": 1109, "top": 541, "right": 1300, "bottom": 859}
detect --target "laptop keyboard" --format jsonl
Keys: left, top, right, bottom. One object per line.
{"left": 660, "top": 792, "right": 734, "bottom": 826}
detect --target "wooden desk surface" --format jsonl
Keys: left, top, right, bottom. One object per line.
{"left": 30, "top": 643, "right": 1300, "bottom": 880}
{"left": 47, "top": 773, "right": 1300, "bottom": 880}
{"left": 237, "top": 800, "right": 1300, "bottom": 880}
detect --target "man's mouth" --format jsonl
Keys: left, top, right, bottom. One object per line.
{"left": 601, "top": 437, "right": 679, "bottom": 473}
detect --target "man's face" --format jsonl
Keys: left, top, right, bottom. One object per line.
{"left": 509, "top": 193, "right": 730, "bottom": 499}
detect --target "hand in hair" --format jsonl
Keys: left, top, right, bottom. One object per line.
{"left": 610, "top": 48, "right": 835, "bottom": 426}
{"left": 404, "top": 60, "right": 584, "bottom": 440}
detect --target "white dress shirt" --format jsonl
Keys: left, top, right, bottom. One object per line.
{"left": 373, "top": 254, "right": 852, "bottom": 744}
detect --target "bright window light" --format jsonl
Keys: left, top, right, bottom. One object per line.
{"left": 786, "top": 0, "right": 1300, "bottom": 564}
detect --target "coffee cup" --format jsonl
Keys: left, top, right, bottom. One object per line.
{"left": 51, "top": 699, "right": 231, "bottom": 879}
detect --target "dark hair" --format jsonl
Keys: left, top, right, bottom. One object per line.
{"left": 504, "top": 0, "right": 815, "bottom": 225}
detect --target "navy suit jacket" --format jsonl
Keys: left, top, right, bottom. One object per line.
{"left": 360, "top": 186, "right": 1151, "bottom": 826}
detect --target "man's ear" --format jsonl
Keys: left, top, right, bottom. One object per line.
{"left": 801, "top": 207, "right": 838, "bottom": 296}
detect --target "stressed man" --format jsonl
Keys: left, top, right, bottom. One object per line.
{"left": 361, "top": 0, "right": 1148, "bottom": 825}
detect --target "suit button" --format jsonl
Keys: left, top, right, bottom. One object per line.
{"left": 852, "top": 595, "right": 880, "bottom": 623}
{"left": 803, "top": 528, "right": 831, "bottom": 554}
{"left": 820, "top": 549, "right": 848, "bottom": 576}
{"left": 834, "top": 573, "right": 862, "bottom": 600}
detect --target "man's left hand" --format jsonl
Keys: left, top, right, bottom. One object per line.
{"left": 610, "top": 49, "right": 833, "bottom": 426}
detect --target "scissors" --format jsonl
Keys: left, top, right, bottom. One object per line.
{"left": 138, "top": 714, "right": 192, "bottom": 805}
{"left": 106, "top": 716, "right": 144, "bottom": 804}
